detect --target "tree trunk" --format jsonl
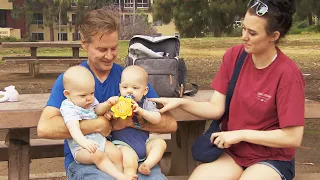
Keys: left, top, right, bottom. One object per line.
{"left": 49, "top": 23, "right": 54, "bottom": 41}
{"left": 73, "top": 25, "right": 79, "bottom": 41}
{"left": 308, "top": 13, "right": 313, "bottom": 26}
{"left": 214, "top": 28, "right": 221, "bottom": 37}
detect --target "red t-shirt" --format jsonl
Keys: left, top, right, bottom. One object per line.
{"left": 211, "top": 44, "right": 305, "bottom": 167}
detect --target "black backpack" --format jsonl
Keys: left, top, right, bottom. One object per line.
{"left": 125, "top": 35, "right": 198, "bottom": 97}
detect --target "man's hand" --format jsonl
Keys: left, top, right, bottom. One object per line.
{"left": 111, "top": 116, "right": 134, "bottom": 131}
{"left": 95, "top": 116, "right": 112, "bottom": 137}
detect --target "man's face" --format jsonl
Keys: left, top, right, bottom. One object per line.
{"left": 82, "top": 31, "right": 119, "bottom": 73}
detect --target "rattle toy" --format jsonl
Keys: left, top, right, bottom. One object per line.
{"left": 111, "top": 95, "right": 135, "bottom": 119}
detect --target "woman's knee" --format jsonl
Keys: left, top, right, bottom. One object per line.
{"left": 240, "top": 164, "right": 282, "bottom": 180}
{"left": 189, "top": 153, "right": 243, "bottom": 180}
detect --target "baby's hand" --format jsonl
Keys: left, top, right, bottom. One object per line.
{"left": 80, "top": 139, "right": 98, "bottom": 153}
{"left": 104, "top": 111, "right": 114, "bottom": 121}
{"left": 106, "top": 96, "right": 119, "bottom": 107}
{"left": 132, "top": 100, "right": 144, "bottom": 116}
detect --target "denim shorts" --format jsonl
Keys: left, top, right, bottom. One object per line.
{"left": 244, "top": 159, "right": 295, "bottom": 180}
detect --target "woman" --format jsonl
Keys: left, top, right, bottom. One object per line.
{"left": 151, "top": 0, "right": 304, "bottom": 179}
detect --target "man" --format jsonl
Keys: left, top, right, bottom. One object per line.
{"left": 37, "top": 7, "right": 176, "bottom": 180}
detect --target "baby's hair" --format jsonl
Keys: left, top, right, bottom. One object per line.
{"left": 122, "top": 65, "right": 148, "bottom": 85}
{"left": 63, "top": 66, "right": 94, "bottom": 90}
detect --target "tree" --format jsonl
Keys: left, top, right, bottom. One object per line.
{"left": 10, "top": 0, "right": 35, "bottom": 38}
{"left": 153, "top": 0, "right": 247, "bottom": 37}
{"left": 296, "top": 0, "right": 320, "bottom": 26}
{"left": 70, "top": 0, "right": 115, "bottom": 41}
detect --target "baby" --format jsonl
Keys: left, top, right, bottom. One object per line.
{"left": 107, "top": 65, "right": 167, "bottom": 176}
{"left": 60, "top": 65, "right": 137, "bottom": 180}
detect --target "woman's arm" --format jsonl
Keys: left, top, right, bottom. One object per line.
{"left": 241, "top": 126, "right": 304, "bottom": 148}
{"left": 211, "top": 126, "right": 304, "bottom": 148}
{"left": 150, "top": 90, "right": 226, "bottom": 120}
{"left": 37, "top": 106, "right": 112, "bottom": 139}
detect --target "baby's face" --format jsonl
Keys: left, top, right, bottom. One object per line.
{"left": 67, "top": 82, "right": 95, "bottom": 109}
{"left": 119, "top": 75, "right": 148, "bottom": 102}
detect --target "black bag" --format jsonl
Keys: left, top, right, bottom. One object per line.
{"left": 125, "top": 35, "right": 198, "bottom": 97}
{"left": 191, "top": 50, "right": 247, "bottom": 163}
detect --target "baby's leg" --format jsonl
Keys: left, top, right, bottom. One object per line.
{"left": 105, "top": 141, "right": 124, "bottom": 172}
{"left": 76, "top": 149, "right": 137, "bottom": 180}
{"left": 119, "top": 145, "right": 139, "bottom": 176}
{"left": 138, "top": 139, "right": 167, "bottom": 175}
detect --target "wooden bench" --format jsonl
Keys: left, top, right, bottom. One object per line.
{"left": 1, "top": 42, "right": 86, "bottom": 77}
{"left": 0, "top": 134, "right": 172, "bottom": 161}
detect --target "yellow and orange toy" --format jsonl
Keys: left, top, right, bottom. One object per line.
{"left": 111, "top": 96, "right": 134, "bottom": 119}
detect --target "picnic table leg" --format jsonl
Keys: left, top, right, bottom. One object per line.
{"left": 72, "top": 47, "right": 80, "bottom": 58}
{"left": 5, "top": 128, "right": 30, "bottom": 180}
{"left": 30, "top": 47, "right": 39, "bottom": 76}
{"left": 168, "top": 121, "right": 205, "bottom": 176}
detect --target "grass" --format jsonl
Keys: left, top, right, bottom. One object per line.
{"left": 1, "top": 33, "right": 320, "bottom": 75}
{"left": 1, "top": 33, "right": 320, "bottom": 89}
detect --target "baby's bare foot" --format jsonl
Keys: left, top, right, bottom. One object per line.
{"left": 138, "top": 163, "right": 151, "bottom": 175}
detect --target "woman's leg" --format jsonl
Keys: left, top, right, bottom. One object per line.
{"left": 240, "top": 164, "right": 282, "bottom": 180}
{"left": 240, "top": 159, "right": 294, "bottom": 180}
{"left": 189, "top": 153, "right": 243, "bottom": 180}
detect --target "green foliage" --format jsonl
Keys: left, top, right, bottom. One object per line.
{"left": 289, "top": 20, "right": 320, "bottom": 34}
{"left": 153, "top": 0, "right": 247, "bottom": 37}
{"left": 296, "top": 0, "right": 320, "bottom": 21}
{"left": 227, "top": 27, "right": 243, "bottom": 37}
{"left": 0, "top": 36, "right": 20, "bottom": 43}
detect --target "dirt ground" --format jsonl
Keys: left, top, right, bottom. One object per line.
{"left": 0, "top": 62, "right": 319, "bottom": 176}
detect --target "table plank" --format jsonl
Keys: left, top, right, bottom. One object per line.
{"left": 0, "top": 91, "right": 213, "bottom": 129}
{"left": 0, "top": 90, "right": 315, "bottom": 129}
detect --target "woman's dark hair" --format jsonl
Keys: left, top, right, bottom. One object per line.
{"left": 248, "top": 0, "right": 296, "bottom": 43}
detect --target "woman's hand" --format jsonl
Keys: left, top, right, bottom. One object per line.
{"left": 210, "top": 130, "right": 244, "bottom": 149}
{"left": 149, "top": 97, "right": 182, "bottom": 113}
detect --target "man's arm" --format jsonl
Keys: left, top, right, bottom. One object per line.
{"left": 111, "top": 111, "right": 177, "bottom": 133}
{"left": 37, "top": 106, "right": 112, "bottom": 139}
{"left": 142, "top": 111, "right": 177, "bottom": 133}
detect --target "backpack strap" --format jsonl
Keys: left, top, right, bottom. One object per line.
{"left": 183, "top": 83, "right": 199, "bottom": 96}
{"left": 218, "top": 50, "right": 247, "bottom": 124}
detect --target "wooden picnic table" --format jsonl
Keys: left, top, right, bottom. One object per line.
{"left": 1, "top": 42, "right": 86, "bottom": 76}
{"left": 0, "top": 90, "right": 213, "bottom": 180}
{"left": 0, "top": 90, "right": 316, "bottom": 179}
